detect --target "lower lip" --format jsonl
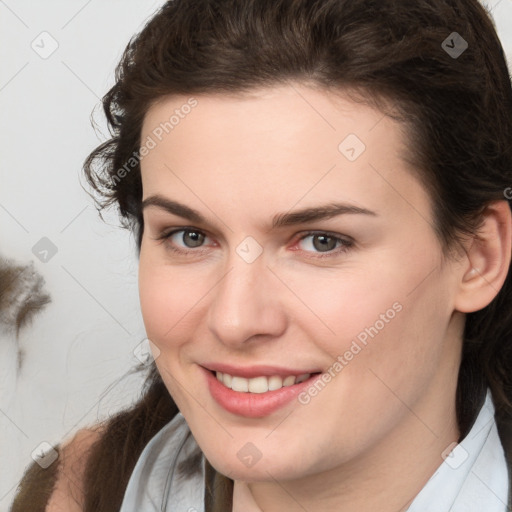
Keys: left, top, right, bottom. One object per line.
{"left": 202, "top": 367, "right": 322, "bottom": 418}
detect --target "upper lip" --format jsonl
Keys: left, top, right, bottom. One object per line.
{"left": 202, "top": 363, "right": 322, "bottom": 379}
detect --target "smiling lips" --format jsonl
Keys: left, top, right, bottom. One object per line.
{"left": 202, "top": 364, "right": 323, "bottom": 417}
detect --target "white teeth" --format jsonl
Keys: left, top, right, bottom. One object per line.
{"left": 231, "top": 376, "right": 249, "bottom": 392}
{"left": 268, "top": 375, "right": 283, "bottom": 391}
{"left": 222, "top": 372, "right": 232, "bottom": 388}
{"left": 248, "top": 376, "right": 268, "bottom": 394}
{"left": 215, "top": 372, "right": 311, "bottom": 392}
{"left": 283, "top": 375, "right": 296, "bottom": 386}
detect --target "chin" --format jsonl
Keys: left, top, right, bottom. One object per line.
{"left": 206, "top": 450, "right": 309, "bottom": 483}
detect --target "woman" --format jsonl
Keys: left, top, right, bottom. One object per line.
{"left": 10, "top": 0, "right": 512, "bottom": 510}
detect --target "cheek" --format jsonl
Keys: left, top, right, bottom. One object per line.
{"left": 138, "top": 250, "right": 218, "bottom": 359}
{"left": 138, "top": 255, "right": 204, "bottom": 409}
{"left": 283, "top": 262, "right": 405, "bottom": 348}
{"left": 293, "top": 249, "right": 452, "bottom": 391}
{"left": 301, "top": 281, "right": 407, "bottom": 383}
{"left": 138, "top": 254, "right": 195, "bottom": 346}
{"left": 286, "top": 272, "right": 453, "bottom": 463}
{"left": 327, "top": 276, "right": 451, "bottom": 412}
{"left": 138, "top": 262, "right": 169, "bottom": 342}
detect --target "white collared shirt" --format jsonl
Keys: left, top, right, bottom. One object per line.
{"left": 407, "top": 389, "right": 509, "bottom": 511}
{"left": 119, "top": 389, "right": 509, "bottom": 511}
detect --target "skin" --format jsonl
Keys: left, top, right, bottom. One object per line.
{"left": 137, "top": 83, "right": 511, "bottom": 511}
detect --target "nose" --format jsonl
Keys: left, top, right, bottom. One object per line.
{"left": 206, "top": 252, "right": 287, "bottom": 348}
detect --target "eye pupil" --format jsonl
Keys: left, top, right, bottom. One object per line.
{"left": 313, "top": 234, "right": 337, "bottom": 252}
{"left": 183, "top": 230, "right": 204, "bottom": 247}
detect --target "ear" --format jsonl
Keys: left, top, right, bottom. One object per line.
{"left": 454, "top": 200, "right": 512, "bottom": 313}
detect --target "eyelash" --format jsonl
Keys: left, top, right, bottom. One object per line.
{"left": 154, "top": 227, "right": 354, "bottom": 259}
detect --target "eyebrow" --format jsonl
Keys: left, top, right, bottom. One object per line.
{"left": 141, "top": 194, "right": 378, "bottom": 230}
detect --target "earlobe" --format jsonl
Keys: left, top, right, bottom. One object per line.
{"left": 454, "top": 200, "right": 512, "bottom": 313}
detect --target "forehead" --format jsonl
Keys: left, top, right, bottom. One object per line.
{"left": 139, "top": 84, "right": 431, "bottom": 228}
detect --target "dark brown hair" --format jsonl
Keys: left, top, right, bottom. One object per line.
{"left": 78, "top": 0, "right": 512, "bottom": 510}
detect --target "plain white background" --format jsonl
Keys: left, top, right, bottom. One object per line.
{"left": 1, "top": 1, "right": 511, "bottom": 509}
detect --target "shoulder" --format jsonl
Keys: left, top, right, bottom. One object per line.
{"left": 10, "top": 425, "right": 104, "bottom": 512}
{"left": 44, "top": 426, "right": 104, "bottom": 512}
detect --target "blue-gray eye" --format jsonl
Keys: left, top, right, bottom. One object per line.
{"left": 172, "top": 229, "right": 205, "bottom": 248}
{"left": 298, "top": 233, "right": 344, "bottom": 253}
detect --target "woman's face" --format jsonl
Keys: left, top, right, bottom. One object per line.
{"left": 138, "top": 84, "right": 465, "bottom": 482}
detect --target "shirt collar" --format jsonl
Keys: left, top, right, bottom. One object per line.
{"left": 407, "top": 388, "right": 509, "bottom": 511}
